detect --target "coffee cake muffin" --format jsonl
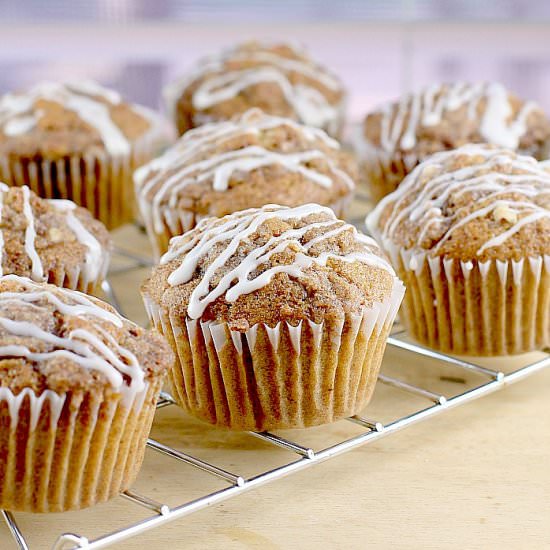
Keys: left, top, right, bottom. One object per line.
{"left": 0, "top": 275, "right": 173, "bottom": 513}
{"left": 142, "top": 203, "right": 404, "bottom": 430}
{"left": 164, "top": 42, "right": 346, "bottom": 137}
{"left": 356, "top": 82, "right": 550, "bottom": 202}
{"left": 0, "top": 80, "right": 171, "bottom": 229}
{"left": 0, "top": 183, "right": 111, "bottom": 292}
{"left": 135, "top": 109, "right": 357, "bottom": 257}
{"left": 367, "top": 144, "right": 550, "bottom": 355}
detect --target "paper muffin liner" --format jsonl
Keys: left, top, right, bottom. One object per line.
{"left": 360, "top": 148, "right": 419, "bottom": 204}
{"left": 142, "top": 281, "right": 404, "bottom": 431}
{"left": 0, "top": 127, "right": 169, "bottom": 231}
{"left": 0, "top": 379, "right": 162, "bottom": 513}
{"left": 41, "top": 251, "right": 111, "bottom": 295}
{"left": 143, "top": 192, "right": 355, "bottom": 260}
{"left": 351, "top": 125, "right": 416, "bottom": 204}
{"left": 384, "top": 242, "right": 550, "bottom": 355}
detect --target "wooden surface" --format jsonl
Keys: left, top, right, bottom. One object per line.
{"left": 1, "top": 221, "right": 549, "bottom": 550}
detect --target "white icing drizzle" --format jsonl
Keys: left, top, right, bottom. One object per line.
{"left": 0, "top": 80, "right": 148, "bottom": 156}
{"left": 0, "top": 185, "right": 106, "bottom": 283}
{"left": 366, "top": 144, "right": 550, "bottom": 258}
{"left": 0, "top": 387, "right": 66, "bottom": 430}
{"left": 3, "top": 114, "right": 39, "bottom": 136}
{"left": 160, "top": 203, "right": 395, "bottom": 319}
{"left": 0, "top": 275, "right": 144, "bottom": 392}
{"left": 163, "top": 43, "right": 345, "bottom": 134}
{"left": 51, "top": 199, "right": 105, "bottom": 282}
{"left": 21, "top": 185, "right": 43, "bottom": 281}
{"left": 362, "top": 82, "right": 539, "bottom": 154}
{"left": 134, "top": 110, "right": 354, "bottom": 236}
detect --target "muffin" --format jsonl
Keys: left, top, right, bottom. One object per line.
{"left": 355, "top": 82, "right": 550, "bottom": 202}
{"left": 366, "top": 144, "right": 550, "bottom": 356}
{"left": 163, "top": 41, "right": 346, "bottom": 137}
{"left": 0, "top": 275, "right": 173, "bottom": 512}
{"left": 0, "top": 80, "right": 171, "bottom": 229}
{"left": 142, "top": 203, "right": 405, "bottom": 431}
{"left": 0, "top": 183, "right": 111, "bottom": 293}
{"left": 135, "top": 109, "right": 357, "bottom": 257}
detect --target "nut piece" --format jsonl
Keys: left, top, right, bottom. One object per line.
{"left": 48, "top": 227, "right": 64, "bottom": 243}
{"left": 493, "top": 204, "right": 518, "bottom": 224}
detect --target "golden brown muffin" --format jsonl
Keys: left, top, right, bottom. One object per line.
{"left": 0, "top": 183, "right": 111, "bottom": 293}
{"left": 367, "top": 144, "right": 550, "bottom": 355}
{"left": 142, "top": 203, "right": 404, "bottom": 430}
{"left": 0, "top": 80, "right": 171, "bottom": 229}
{"left": 0, "top": 275, "right": 173, "bottom": 512}
{"left": 164, "top": 41, "right": 346, "bottom": 137}
{"left": 135, "top": 109, "right": 357, "bottom": 257}
{"left": 356, "top": 82, "right": 550, "bottom": 202}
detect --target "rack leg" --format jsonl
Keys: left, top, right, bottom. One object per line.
{"left": 1, "top": 510, "right": 29, "bottom": 550}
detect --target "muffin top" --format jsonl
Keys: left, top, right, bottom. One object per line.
{"left": 0, "top": 275, "right": 172, "bottom": 397}
{"left": 135, "top": 109, "right": 356, "bottom": 236}
{"left": 366, "top": 144, "right": 550, "bottom": 263}
{"left": 358, "top": 82, "right": 550, "bottom": 163}
{"left": 0, "top": 184, "right": 111, "bottom": 283}
{"left": 164, "top": 41, "right": 346, "bottom": 136}
{"left": 143, "top": 203, "right": 402, "bottom": 330}
{"left": 0, "top": 80, "right": 163, "bottom": 158}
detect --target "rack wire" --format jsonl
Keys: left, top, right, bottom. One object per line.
{"left": 2, "top": 330, "right": 548, "bottom": 550}
{"left": 1, "top": 197, "right": 549, "bottom": 549}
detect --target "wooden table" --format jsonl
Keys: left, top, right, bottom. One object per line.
{"left": 1, "top": 223, "right": 549, "bottom": 550}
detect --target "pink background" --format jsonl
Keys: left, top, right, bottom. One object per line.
{"left": 1, "top": 2, "right": 550, "bottom": 123}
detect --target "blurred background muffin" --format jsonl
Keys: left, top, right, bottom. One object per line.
{"left": 0, "top": 80, "right": 171, "bottom": 229}
{"left": 0, "top": 183, "right": 111, "bottom": 293}
{"left": 163, "top": 41, "right": 347, "bottom": 138}
{"left": 367, "top": 144, "right": 550, "bottom": 356}
{"left": 356, "top": 82, "right": 550, "bottom": 202}
{"left": 135, "top": 109, "right": 357, "bottom": 257}
{"left": 142, "top": 203, "right": 404, "bottom": 430}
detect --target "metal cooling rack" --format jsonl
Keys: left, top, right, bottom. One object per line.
{"left": 2, "top": 332, "right": 548, "bottom": 550}
{"left": 1, "top": 194, "right": 549, "bottom": 549}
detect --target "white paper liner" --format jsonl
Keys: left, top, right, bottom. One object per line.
{"left": 142, "top": 192, "right": 355, "bottom": 260}
{"left": 38, "top": 251, "right": 111, "bottom": 294}
{"left": 351, "top": 123, "right": 420, "bottom": 203}
{"left": 0, "top": 121, "right": 171, "bottom": 230}
{"left": 0, "top": 379, "right": 161, "bottom": 513}
{"left": 142, "top": 279, "right": 404, "bottom": 430}
{"left": 383, "top": 238, "right": 550, "bottom": 355}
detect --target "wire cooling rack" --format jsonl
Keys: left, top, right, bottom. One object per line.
{"left": 3, "top": 334, "right": 548, "bottom": 550}
{"left": 1, "top": 195, "right": 549, "bottom": 549}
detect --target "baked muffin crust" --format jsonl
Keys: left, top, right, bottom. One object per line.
{"left": 164, "top": 42, "right": 346, "bottom": 136}
{"left": 359, "top": 82, "right": 550, "bottom": 164}
{"left": 367, "top": 144, "right": 550, "bottom": 262}
{"left": 143, "top": 203, "right": 398, "bottom": 330}
{"left": 0, "top": 275, "right": 171, "bottom": 395}
{"left": 0, "top": 184, "right": 111, "bottom": 283}
{"left": 0, "top": 80, "right": 158, "bottom": 159}
{"left": 135, "top": 109, "right": 357, "bottom": 250}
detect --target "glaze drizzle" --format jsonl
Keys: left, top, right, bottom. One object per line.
{"left": 0, "top": 275, "right": 144, "bottom": 391}
{"left": 0, "top": 81, "right": 149, "bottom": 156}
{"left": 362, "top": 82, "right": 539, "bottom": 154}
{"left": 0, "top": 184, "right": 106, "bottom": 283}
{"left": 366, "top": 145, "right": 550, "bottom": 258}
{"left": 163, "top": 43, "right": 345, "bottom": 135}
{"left": 161, "top": 203, "right": 395, "bottom": 319}
{"left": 0, "top": 275, "right": 145, "bottom": 392}
{"left": 134, "top": 110, "right": 354, "bottom": 236}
